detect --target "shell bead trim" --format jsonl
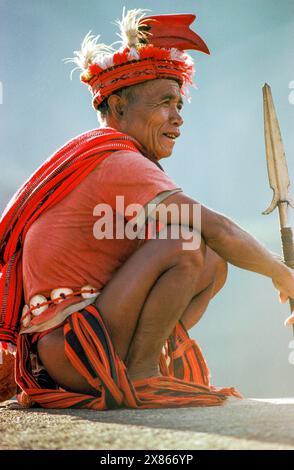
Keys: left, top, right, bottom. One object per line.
{"left": 21, "top": 305, "right": 31, "bottom": 328}
{"left": 21, "top": 286, "right": 100, "bottom": 326}
{"left": 29, "top": 295, "right": 48, "bottom": 316}
{"left": 50, "top": 287, "right": 74, "bottom": 304}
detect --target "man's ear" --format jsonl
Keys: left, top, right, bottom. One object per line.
{"left": 107, "top": 94, "right": 125, "bottom": 120}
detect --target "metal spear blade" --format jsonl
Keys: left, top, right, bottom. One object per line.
{"left": 262, "top": 83, "right": 294, "bottom": 215}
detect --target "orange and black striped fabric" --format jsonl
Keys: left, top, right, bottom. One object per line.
{"left": 16, "top": 304, "right": 242, "bottom": 409}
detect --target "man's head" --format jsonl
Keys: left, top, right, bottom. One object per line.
{"left": 98, "top": 78, "right": 183, "bottom": 160}
{"left": 67, "top": 9, "right": 209, "bottom": 158}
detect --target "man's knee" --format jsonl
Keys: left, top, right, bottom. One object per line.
{"left": 151, "top": 224, "right": 205, "bottom": 271}
{"left": 175, "top": 237, "right": 206, "bottom": 274}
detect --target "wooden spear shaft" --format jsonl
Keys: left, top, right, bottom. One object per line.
{"left": 262, "top": 83, "right": 294, "bottom": 335}
{"left": 278, "top": 203, "right": 294, "bottom": 318}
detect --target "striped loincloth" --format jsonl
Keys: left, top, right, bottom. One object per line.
{"left": 15, "top": 304, "right": 242, "bottom": 409}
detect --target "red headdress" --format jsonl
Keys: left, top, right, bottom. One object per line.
{"left": 66, "top": 8, "right": 210, "bottom": 110}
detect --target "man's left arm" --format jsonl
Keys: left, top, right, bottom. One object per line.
{"left": 154, "top": 191, "right": 294, "bottom": 305}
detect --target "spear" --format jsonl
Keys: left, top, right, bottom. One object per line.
{"left": 262, "top": 83, "right": 294, "bottom": 335}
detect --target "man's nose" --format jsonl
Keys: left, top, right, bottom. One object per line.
{"left": 170, "top": 107, "right": 184, "bottom": 127}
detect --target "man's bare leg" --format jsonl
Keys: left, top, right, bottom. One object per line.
{"left": 180, "top": 248, "right": 228, "bottom": 330}
{"left": 37, "top": 227, "right": 227, "bottom": 390}
{"left": 124, "top": 256, "right": 203, "bottom": 379}
{"left": 124, "top": 231, "right": 228, "bottom": 379}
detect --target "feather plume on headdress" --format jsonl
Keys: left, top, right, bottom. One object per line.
{"left": 64, "top": 9, "right": 152, "bottom": 79}
{"left": 115, "top": 7, "right": 151, "bottom": 48}
{"left": 64, "top": 32, "right": 114, "bottom": 79}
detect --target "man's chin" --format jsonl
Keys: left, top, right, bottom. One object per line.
{"left": 145, "top": 144, "right": 173, "bottom": 161}
{"left": 156, "top": 151, "right": 172, "bottom": 161}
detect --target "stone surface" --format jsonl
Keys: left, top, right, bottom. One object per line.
{"left": 0, "top": 397, "right": 294, "bottom": 450}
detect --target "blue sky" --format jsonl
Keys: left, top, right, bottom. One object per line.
{"left": 1, "top": 0, "right": 294, "bottom": 396}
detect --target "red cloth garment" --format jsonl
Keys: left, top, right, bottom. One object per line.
{"left": 16, "top": 304, "right": 242, "bottom": 409}
{"left": 0, "top": 127, "right": 146, "bottom": 346}
{"left": 22, "top": 150, "right": 180, "bottom": 308}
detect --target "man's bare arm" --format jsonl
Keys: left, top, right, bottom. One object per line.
{"left": 155, "top": 191, "right": 294, "bottom": 300}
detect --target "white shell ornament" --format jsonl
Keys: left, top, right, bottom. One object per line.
{"left": 29, "top": 294, "right": 48, "bottom": 316}
{"left": 50, "top": 287, "right": 74, "bottom": 304}
{"left": 81, "top": 285, "right": 98, "bottom": 299}
{"left": 21, "top": 305, "right": 31, "bottom": 328}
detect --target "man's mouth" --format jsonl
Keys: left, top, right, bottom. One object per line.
{"left": 162, "top": 132, "right": 179, "bottom": 141}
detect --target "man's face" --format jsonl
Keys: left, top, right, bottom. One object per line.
{"left": 120, "top": 79, "right": 184, "bottom": 160}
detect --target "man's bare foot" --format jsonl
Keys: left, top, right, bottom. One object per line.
{"left": 128, "top": 365, "right": 162, "bottom": 382}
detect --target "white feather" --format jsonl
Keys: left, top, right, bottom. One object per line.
{"left": 98, "top": 54, "right": 114, "bottom": 69}
{"left": 115, "top": 7, "right": 150, "bottom": 48}
{"left": 169, "top": 48, "right": 184, "bottom": 62}
{"left": 64, "top": 31, "right": 114, "bottom": 72}
{"left": 170, "top": 48, "right": 194, "bottom": 67}
{"left": 128, "top": 47, "right": 140, "bottom": 60}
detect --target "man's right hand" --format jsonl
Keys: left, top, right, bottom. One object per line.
{"left": 271, "top": 266, "right": 294, "bottom": 325}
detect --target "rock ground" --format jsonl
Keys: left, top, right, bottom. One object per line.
{"left": 0, "top": 397, "right": 294, "bottom": 450}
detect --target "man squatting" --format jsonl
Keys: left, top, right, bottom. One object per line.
{"left": 0, "top": 9, "right": 294, "bottom": 409}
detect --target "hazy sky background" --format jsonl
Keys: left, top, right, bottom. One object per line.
{"left": 1, "top": 0, "right": 294, "bottom": 397}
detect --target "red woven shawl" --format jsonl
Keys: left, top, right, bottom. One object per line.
{"left": 0, "top": 127, "right": 142, "bottom": 347}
